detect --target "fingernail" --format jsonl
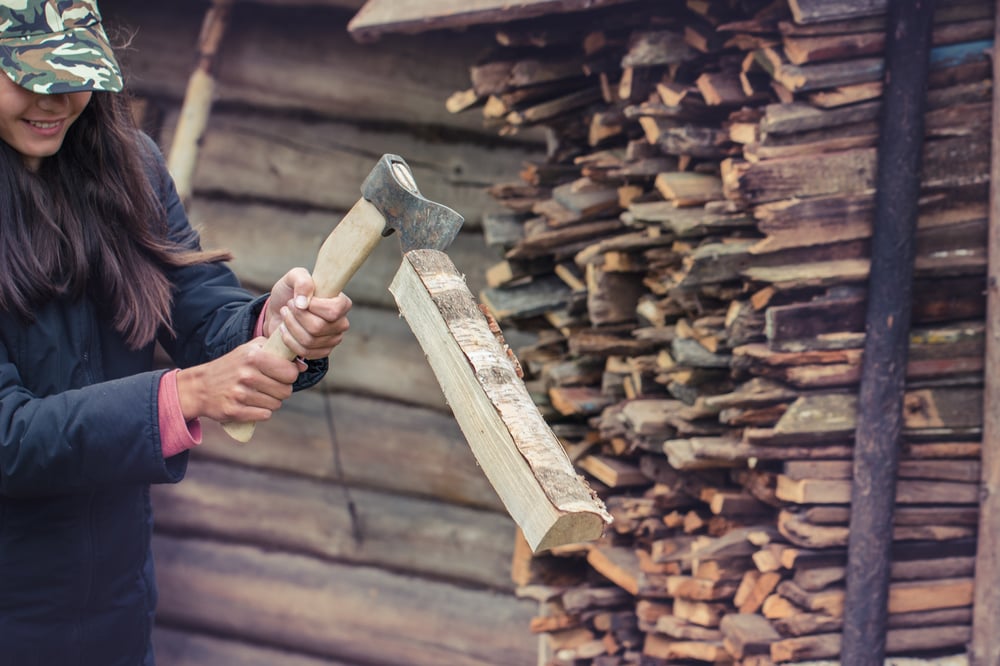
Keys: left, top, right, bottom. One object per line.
{"left": 295, "top": 296, "right": 309, "bottom": 309}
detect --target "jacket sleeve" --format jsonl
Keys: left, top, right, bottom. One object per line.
{"left": 143, "top": 133, "right": 328, "bottom": 389}
{"left": 0, "top": 349, "right": 187, "bottom": 497}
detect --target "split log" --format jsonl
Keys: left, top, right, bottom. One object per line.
{"left": 390, "top": 249, "right": 611, "bottom": 551}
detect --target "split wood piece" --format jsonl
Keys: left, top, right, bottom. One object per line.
{"left": 389, "top": 249, "right": 611, "bottom": 552}
{"left": 664, "top": 437, "right": 854, "bottom": 470}
{"left": 734, "top": 570, "right": 783, "bottom": 614}
{"left": 793, "top": 556, "right": 976, "bottom": 592}
{"left": 777, "top": 577, "right": 974, "bottom": 619}
{"left": 722, "top": 134, "right": 990, "bottom": 205}
{"left": 770, "top": 625, "right": 970, "bottom": 663}
{"left": 775, "top": 476, "right": 980, "bottom": 505}
{"left": 720, "top": 613, "right": 781, "bottom": 659}
{"left": 782, "top": 18, "right": 994, "bottom": 65}
{"left": 642, "top": 633, "right": 731, "bottom": 663}
{"left": 167, "top": 0, "right": 233, "bottom": 208}
{"left": 748, "top": 101, "right": 992, "bottom": 163}
{"left": 762, "top": 290, "right": 985, "bottom": 345}
{"left": 783, "top": 459, "right": 981, "bottom": 483}
{"left": 777, "top": 509, "right": 975, "bottom": 549}
{"left": 623, "top": 200, "right": 754, "bottom": 236}
{"left": 622, "top": 29, "right": 696, "bottom": 67}
{"left": 799, "top": 505, "right": 979, "bottom": 529}
{"left": 774, "top": 607, "right": 974, "bottom": 638}
{"left": 347, "top": 0, "right": 642, "bottom": 41}
{"left": 749, "top": 388, "right": 984, "bottom": 446}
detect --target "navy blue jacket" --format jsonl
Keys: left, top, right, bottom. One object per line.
{"left": 0, "top": 134, "right": 326, "bottom": 665}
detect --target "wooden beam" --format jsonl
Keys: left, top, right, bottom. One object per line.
{"left": 347, "top": 0, "right": 641, "bottom": 42}
{"left": 842, "top": 2, "right": 936, "bottom": 665}
{"left": 389, "top": 249, "right": 611, "bottom": 552}
{"left": 166, "top": 0, "right": 233, "bottom": 207}
{"left": 970, "top": 2, "right": 1000, "bottom": 663}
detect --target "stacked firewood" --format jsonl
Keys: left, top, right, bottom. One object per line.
{"left": 453, "top": 0, "right": 994, "bottom": 664}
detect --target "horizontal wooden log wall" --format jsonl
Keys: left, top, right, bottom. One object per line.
{"left": 100, "top": 1, "right": 546, "bottom": 664}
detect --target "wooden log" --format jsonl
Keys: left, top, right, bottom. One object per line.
{"left": 775, "top": 476, "right": 980, "bottom": 505}
{"left": 390, "top": 249, "right": 611, "bottom": 551}
{"left": 104, "top": 0, "right": 521, "bottom": 135}
{"left": 972, "top": 3, "right": 1000, "bottom": 662}
{"left": 786, "top": 0, "right": 887, "bottom": 25}
{"left": 153, "top": 535, "right": 536, "bottom": 666}
{"left": 166, "top": 0, "right": 232, "bottom": 207}
{"left": 347, "top": 0, "right": 642, "bottom": 41}
{"left": 192, "top": 200, "right": 496, "bottom": 307}
{"left": 771, "top": 625, "right": 970, "bottom": 662}
{"left": 152, "top": 459, "right": 518, "bottom": 589}
{"left": 722, "top": 134, "right": 989, "bottom": 205}
{"left": 783, "top": 459, "right": 981, "bottom": 483}
{"left": 194, "top": 391, "right": 503, "bottom": 511}
{"left": 778, "top": 577, "right": 974, "bottom": 618}
{"left": 168, "top": 109, "right": 537, "bottom": 229}
{"left": 154, "top": 627, "right": 348, "bottom": 666}
{"left": 778, "top": 509, "right": 975, "bottom": 549}
{"left": 720, "top": 613, "right": 781, "bottom": 659}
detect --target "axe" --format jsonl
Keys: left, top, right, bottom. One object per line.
{"left": 222, "top": 154, "right": 464, "bottom": 442}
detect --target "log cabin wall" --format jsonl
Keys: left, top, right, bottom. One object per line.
{"left": 98, "top": 1, "right": 547, "bottom": 664}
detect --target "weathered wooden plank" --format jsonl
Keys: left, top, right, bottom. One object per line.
{"left": 771, "top": 625, "right": 970, "bottom": 662}
{"left": 153, "top": 460, "right": 518, "bottom": 589}
{"left": 786, "top": 0, "right": 886, "bottom": 24}
{"left": 724, "top": 134, "right": 990, "bottom": 205}
{"left": 163, "top": 110, "right": 537, "bottom": 229}
{"left": 154, "top": 626, "right": 348, "bottom": 666}
{"left": 195, "top": 391, "right": 504, "bottom": 511}
{"left": 776, "top": 476, "right": 980, "bottom": 505}
{"left": 190, "top": 199, "right": 497, "bottom": 307}
{"left": 103, "top": 0, "right": 540, "bottom": 136}
{"left": 153, "top": 535, "right": 537, "bottom": 666}
{"left": 347, "top": 0, "right": 642, "bottom": 41}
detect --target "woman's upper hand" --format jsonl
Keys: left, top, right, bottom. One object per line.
{"left": 264, "top": 267, "right": 352, "bottom": 362}
{"left": 173, "top": 268, "right": 352, "bottom": 425}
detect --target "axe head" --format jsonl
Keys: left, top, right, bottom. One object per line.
{"left": 361, "top": 154, "right": 464, "bottom": 253}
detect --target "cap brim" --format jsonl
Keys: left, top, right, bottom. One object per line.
{"left": 0, "top": 22, "right": 123, "bottom": 94}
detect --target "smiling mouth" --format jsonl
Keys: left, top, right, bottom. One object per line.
{"left": 26, "top": 120, "right": 61, "bottom": 129}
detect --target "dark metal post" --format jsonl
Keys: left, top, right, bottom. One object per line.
{"left": 841, "top": 1, "right": 936, "bottom": 663}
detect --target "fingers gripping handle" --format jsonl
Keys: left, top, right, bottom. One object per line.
{"left": 221, "top": 197, "right": 387, "bottom": 442}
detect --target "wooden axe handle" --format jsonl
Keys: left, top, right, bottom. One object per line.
{"left": 222, "top": 197, "right": 385, "bottom": 442}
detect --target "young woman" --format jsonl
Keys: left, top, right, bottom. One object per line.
{"left": 0, "top": 2, "right": 352, "bottom": 663}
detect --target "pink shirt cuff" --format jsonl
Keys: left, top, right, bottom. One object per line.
{"left": 158, "top": 302, "right": 269, "bottom": 459}
{"left": 255, "top": 298, "right": 270, "bottom": 337}
{"left": 159, "top": 369, "right": 203, "bottom": 458}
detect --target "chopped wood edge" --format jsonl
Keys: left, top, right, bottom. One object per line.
{"left": 390, "top": 248, "right": 611, "bottom": 552}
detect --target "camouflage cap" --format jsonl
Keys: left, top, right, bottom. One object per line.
{"left": 0, "top": 0, "right": 123, "bottom": 94}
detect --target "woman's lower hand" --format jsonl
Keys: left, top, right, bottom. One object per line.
{"left": 174, "top": 338, "right": 302, "bottom": 424}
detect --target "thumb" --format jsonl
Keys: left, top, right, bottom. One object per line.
{"left": 284, "top": 267, "right": 315, "bottom": 309}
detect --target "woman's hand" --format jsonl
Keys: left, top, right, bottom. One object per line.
{"left": 174, "top": 267, "right": 352, "bottom": 424}
{"left": 174, "top": 339, "right": 301, "bottom": 423}
{"left": 264, "top": 267, "right": 352, "bottom": 363}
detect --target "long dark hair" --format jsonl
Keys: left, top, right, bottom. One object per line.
{"left": 0, "top": 89, "right": 231, "bottom": 349}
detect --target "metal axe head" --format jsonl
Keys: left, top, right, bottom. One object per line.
{"left": 361, "top": 154, "right": 464, "bottom": 253}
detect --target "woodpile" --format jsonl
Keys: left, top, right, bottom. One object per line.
{"left": 448, "top": 0, "right": 993, "bottom": 663}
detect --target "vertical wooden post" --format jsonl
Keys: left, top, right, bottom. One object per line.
{"left": 841, "top": 0, "right": 935, "bottom": 664}
{"left": 970, "top": 2, "right": 1000, "bottom": 663}
{"left": 167, "top": 0, "right": 234, "bottom": 209}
